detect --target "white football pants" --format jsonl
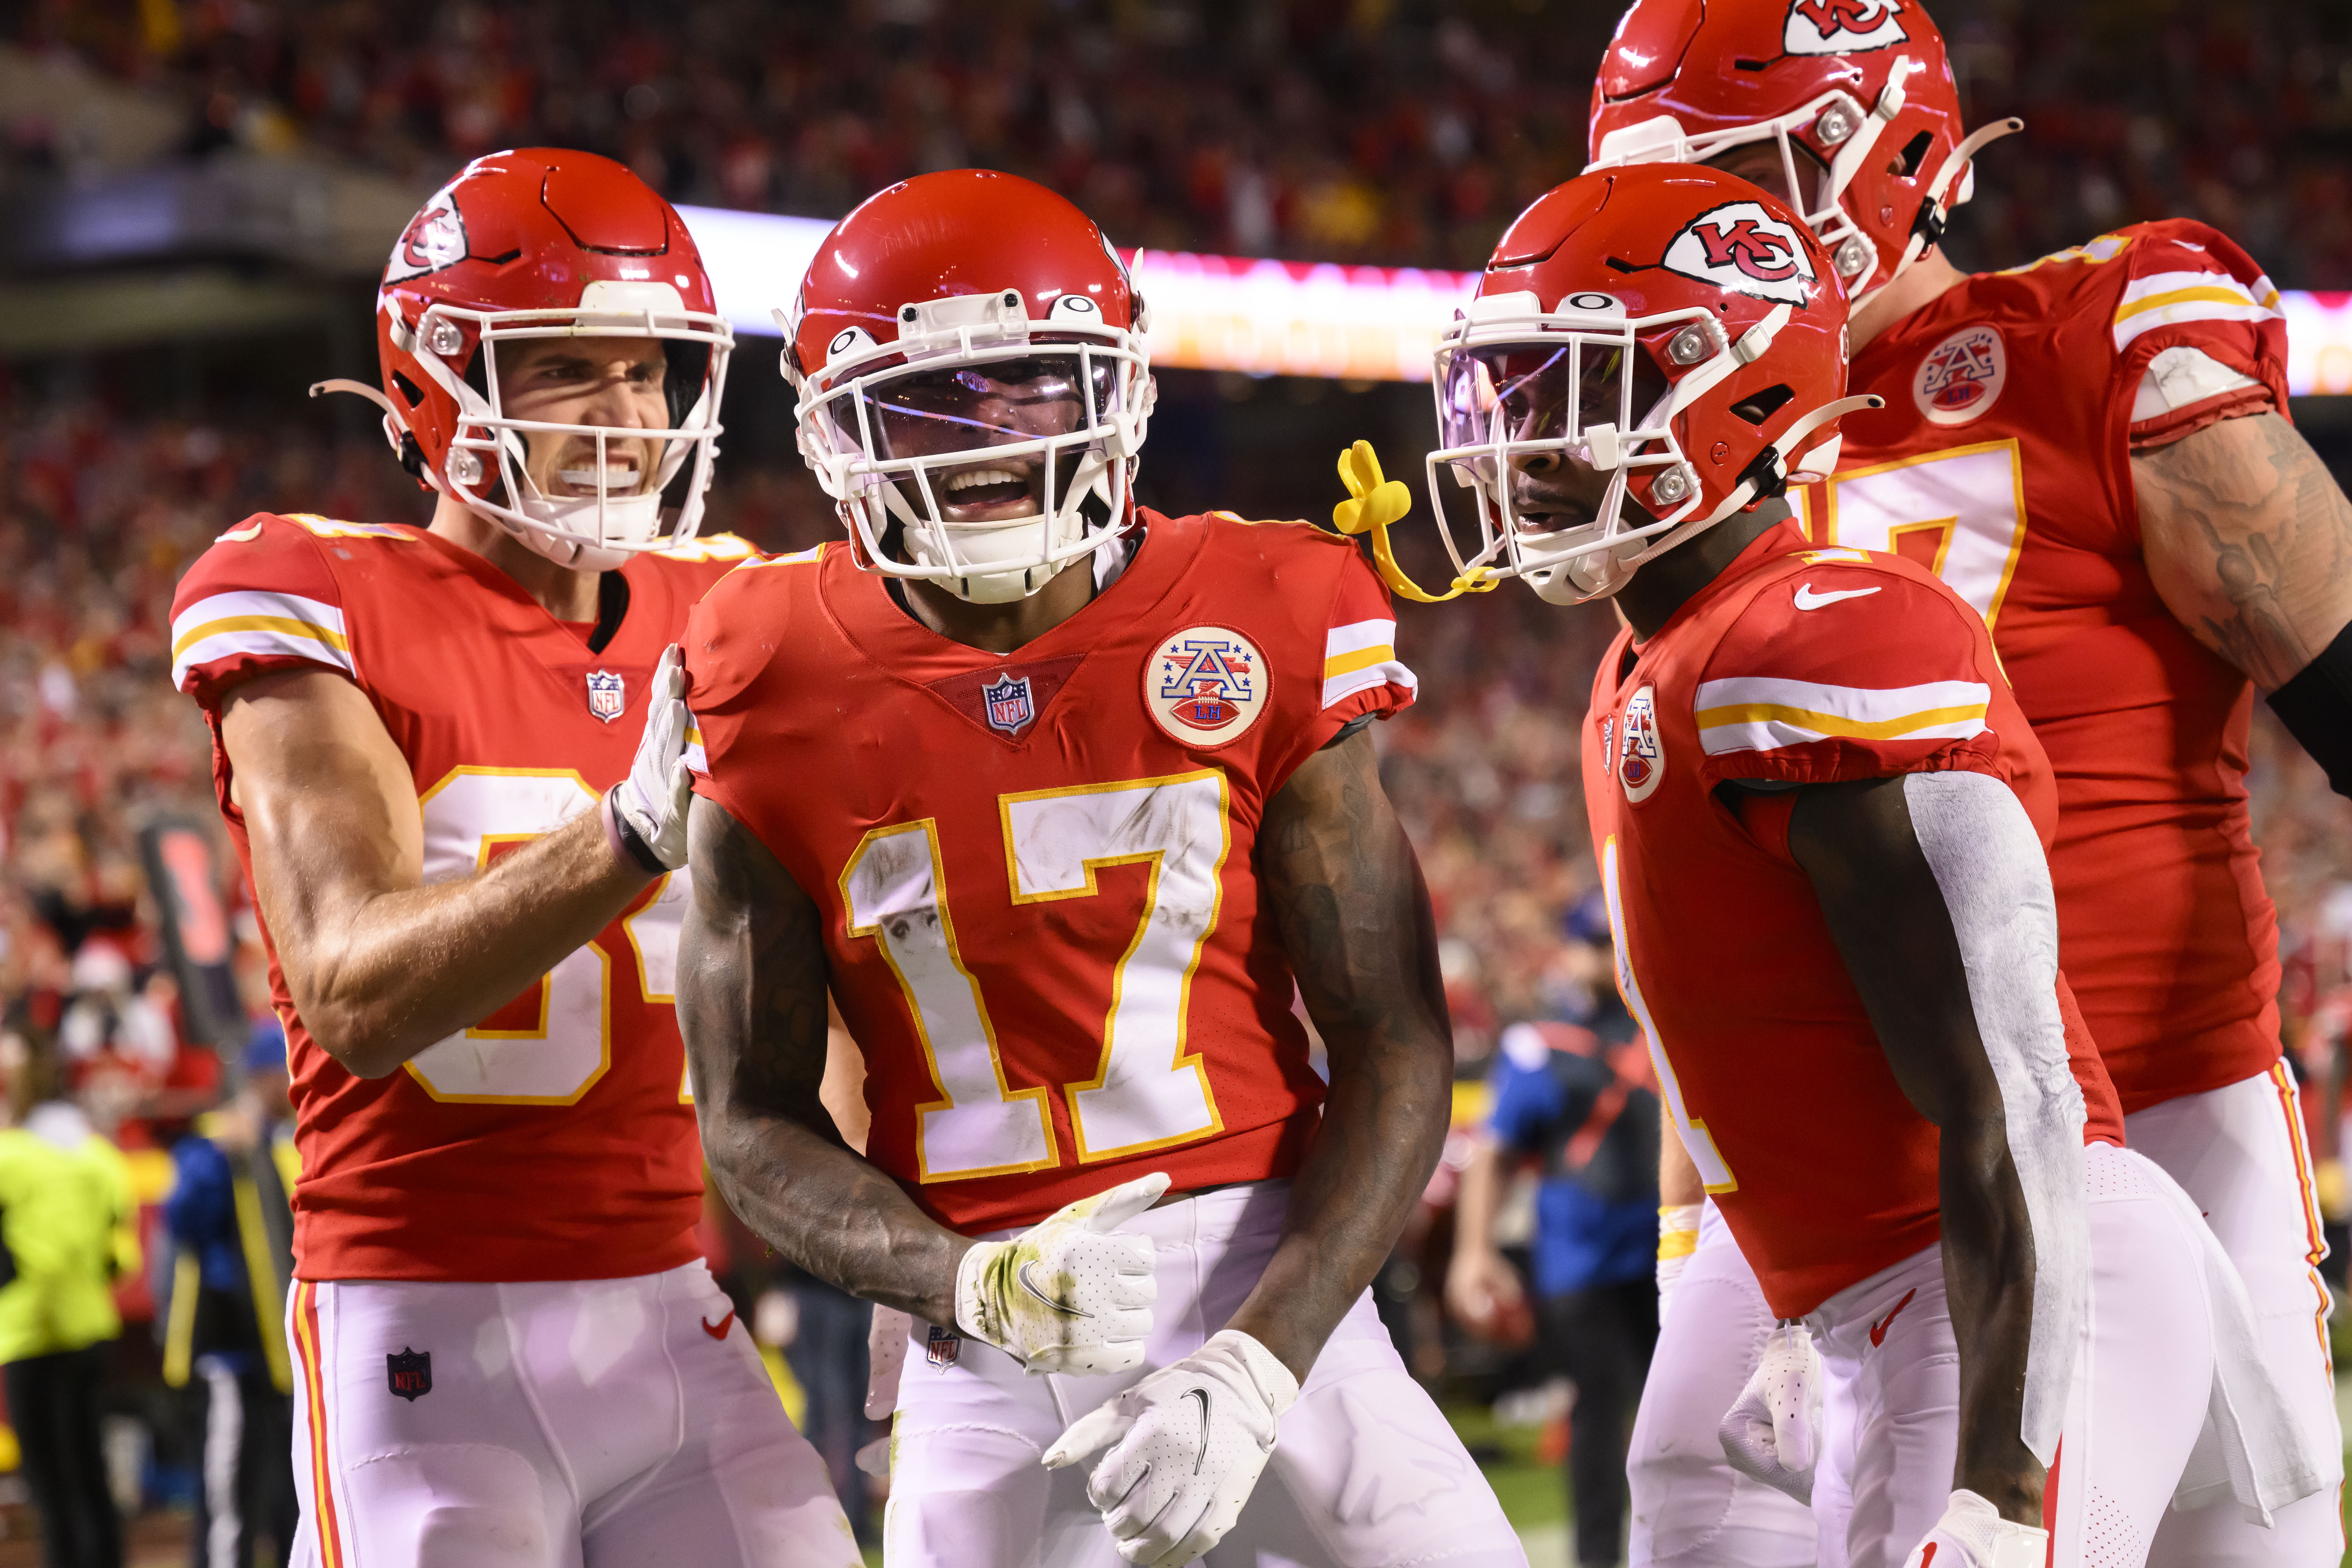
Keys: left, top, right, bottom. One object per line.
{"left": 1809, "top": 1143, "right": 2221, "bottom": 1568}
{"left": 286, "top": 1261, "right": 860, "bottom": 1568}
{"left": 884, "top": 1180, "right": 1527, "bottom": 1568}
{"left": 2131, "top": 1064, "right": 2344, "bottom": 1568}
{"left": 1627, "top": 1199, "right": 1816, "bottom": 1566}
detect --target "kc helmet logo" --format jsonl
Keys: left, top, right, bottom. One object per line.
{"left": 385, "top": 184, "right": 468, "bottom": 283}
{"left": 1662, "top": 204, "right": 1817, "bottom": 307}
{"left": 1784, "top": 0, "right": 1908, "bottom": 55}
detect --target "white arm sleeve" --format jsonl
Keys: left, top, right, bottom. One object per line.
{"left": 1901, "top": 769, "right": 2088, "bottom": 1467}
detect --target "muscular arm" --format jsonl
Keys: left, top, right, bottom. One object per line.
{"left": 1789, "top": 772, "right": 2077, "bottom": 1526}
{"left": 1228, "top": 728, "right": 1453, "bottom": 1382}
{"left": 2136, "top": 410, "right": 2352, "bottom": 691}
{"left": 675, "top": 795, "right": 970, "bottom": 1323}
{"left": 221, "top": 668, "right": 652, "bottom": 1079}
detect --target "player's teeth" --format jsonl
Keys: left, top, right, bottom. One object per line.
{"left": 948, "top": 467, "right": 1023, "bottom": 493}
{"left": 559, "top": 464, "right": 638, "bottom": 492}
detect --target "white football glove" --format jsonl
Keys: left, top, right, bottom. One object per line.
{"left": 1042, "top": 1329, "right": 1300, "bottom": 1568}
{"left": 956, "top": 1172, "right": 1167, "bottom": 1374}
{"left": 1719, "top": 1320, "right": 1824, "bottom": 1504}
{"left": 1899, "top": 1489, "right": 2049, "bottom": 1568}
{"left": 610, "top": 643, "right": 693, "bottom": 871}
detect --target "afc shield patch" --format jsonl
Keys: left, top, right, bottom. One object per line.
{"left": 586, "top": 669, "right": 627, "bottom": 723}
{"left": 387, "top": 1347, "right": 432, "bottom": 1401}
{"left": 925, "top": 1324, "right": 962, "bottom": 1369}
{"left": 1913, "top": 325, "right": 2008, "bottom": 426}
{"left": 1619, "top": 685, "right": 1665, "bottom": 803}
{"left": 1145, "top": 625, "right": 1269, "bottom": 748}
{"left": 982, "top": 673, "right": 1037, "bottom": 737}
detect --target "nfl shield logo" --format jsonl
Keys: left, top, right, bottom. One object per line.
{"left": 585, "top": 670, "right": 627, "bottom": 724}
{"left": 387, "top": 1347, "right": 432, "bottom": 1401}
{"left": 925, "top": 1324, "right": 962, "bottom": 1369}
{"left": 982, "top": 673, "right": 1036, "bottom": 737}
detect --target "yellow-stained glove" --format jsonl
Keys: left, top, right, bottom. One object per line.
{"left": 1330, "top": 441, "right": 1493, "bottom": 604}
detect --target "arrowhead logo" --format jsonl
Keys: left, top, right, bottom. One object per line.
{"left": 701, "top": 1310, "right": 736, "bottom": 1341}
{"left": 1793, "top": 582, "right": 1883, "bottom": 610}
{"left": 1663, "top": 202, "right": 1817, "bottom": 306}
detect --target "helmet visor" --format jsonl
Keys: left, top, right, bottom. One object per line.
{"left": 823, "top": 353, "right": 1124, "bottom": 463}
{"left": 1436, "top": 338, "right": 1668, "bottom": 452}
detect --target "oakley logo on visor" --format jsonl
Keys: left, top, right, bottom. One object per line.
{"left": 1662, "top": 203, "right": 1817, "bottom": 307}
{"left": 1784, "top": 0, "right": 1908, "bottom": 55}
{"left": 386, "top": 186, "right": 468, "bottom": 283}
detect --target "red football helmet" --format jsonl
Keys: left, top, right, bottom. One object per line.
{"left": 317, "top": 148, "right": 732, "bottom": 569}
{"left": 1425, "top": 165, "right": 1877, "bottom": 603}
{"left": 1585, "top": 0, "right": 2019, "bottom": 305}
{"left": 784, "top": 169, "right": 1153, "bottom": 604}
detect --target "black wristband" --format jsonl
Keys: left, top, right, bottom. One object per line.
{"left": 603, "top": 785, "right": 670, "bottom": 876}
{"left": 2266, "top": 618, "right": 2352, "bottom": 801}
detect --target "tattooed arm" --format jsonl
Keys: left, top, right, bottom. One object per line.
{"left": 1224, "top": 727, "right": 1453, "bottom": 1382}
{"left": 2136, "top": 410, "right": 2352, "bottom": 691}
{"left": 676, "top": 795, "right": 970, "bottom": 1323}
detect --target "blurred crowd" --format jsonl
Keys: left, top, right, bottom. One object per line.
{"left": 6, "top": 0, "right": 2352, "bottom": 283}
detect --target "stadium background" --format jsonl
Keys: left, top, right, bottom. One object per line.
{"left": 6, "top": 0, "right": 2352, "bottom": 1561}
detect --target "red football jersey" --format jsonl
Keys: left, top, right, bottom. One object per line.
{"left": 171, "top": 513, "right": 755, "bottom": 1282}
{"left": 1793, "top": 220, "right": 2290, "bottom": 1115}
{"left": 683, "top": 512, "right": 1418, "bottom": 1234}
{"left": 1587, "top": 522, "right": 2125, "bottom": 1317}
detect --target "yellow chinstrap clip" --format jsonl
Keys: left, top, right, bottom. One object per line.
{"left": 1329, "top": 440, "right": 1495, "bottom": 604}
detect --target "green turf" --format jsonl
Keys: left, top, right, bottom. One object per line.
{"left": 1446, "top": 1398, "right": 1570, "bottom": 1534}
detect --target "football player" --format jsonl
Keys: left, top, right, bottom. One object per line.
{"left": 672, "top": 168, "right": 1527, "bottom": 1568}
{"left": 1390, "top": 161, "right": 2313, "bottom": 1568}
{"left": 1587, "top": 3, "right": 2352, "bottom": 1563}
{"left": 168, "top": 151, "right": 858, "bottom": 1567}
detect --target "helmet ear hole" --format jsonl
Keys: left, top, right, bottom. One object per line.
{"left": 1729, "top": 385, "right": 1796, "bottom": 427}
{"left": 391, "top": 370, "right": 426, "bottom": 408}
{"left": 1895, "top": 131, "right": 1934, "bottom": 179}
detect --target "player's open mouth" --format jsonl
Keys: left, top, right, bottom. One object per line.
{"left": 938, "top": 461, "right": 1039, "bottom": 518}
{"left": 556, "top": 456, "right": 642, "bottom": 496}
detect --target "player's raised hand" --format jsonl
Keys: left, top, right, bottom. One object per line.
{"left": 1717, "top": 1320, "right": 1824, "bottom": 1503}
{"left": 954, "top": 1171, "right": 1168, "bottom": 1374}
{"left": 1040, "top": 1329, "right": 1298, "bottom": 1567}
{"left": 609, "top": 643, "right": 693, "bottom": 871}
{"left": 1898, "top": 1490, "right": 2050, "bottom": 1568}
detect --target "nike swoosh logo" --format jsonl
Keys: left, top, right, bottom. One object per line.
{"left": 701, "top": 1310, "right": 736, "bottom": 1341}
{"left": 1793, "top": 582, "right": 1882, "bottom": 610}
{"left": 1868, "top": 1287, "right": 1918, "bottom": 1348}
{"left": 1016, "top": 1259, "right": 1086, "bottom": 1318}
{"left": 1185, "top": 1386, "right": 1212, "bottom": 1473}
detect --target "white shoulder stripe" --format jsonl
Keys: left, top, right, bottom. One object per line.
{"left": 2113, "top": 268, "right": 2284, "bottom": 352}
{"left": 1694, "top": 675, "right": 1989, "bottom": 757}
{"left": 170, "top": 591, "right": 354, "bottom": 693}
{"left": 1321, "top": 660, "right": 1418, "bottom": 712}
{"left": 1325, "top": 618, "right": 1398, "bottom": 658}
